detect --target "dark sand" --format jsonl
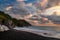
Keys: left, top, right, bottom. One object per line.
{"left": 0, "top": 29, "right": 60, "bottom": 40}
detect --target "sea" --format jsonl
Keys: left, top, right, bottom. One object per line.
{"left": 26, "top": 26, "right": 60, "bottom": 33}
{"left": 14, "top": 26, "right": 60, "bottom": 39}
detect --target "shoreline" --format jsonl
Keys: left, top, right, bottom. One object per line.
{"left": 32, "top": 23, "right": 60, "bottom": 27}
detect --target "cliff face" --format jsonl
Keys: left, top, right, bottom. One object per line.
{"left": 0, "top": 11, "right": 31, "bottom": 29}
{"left": 12, "top": 18, "right": 31, "bottom": 27}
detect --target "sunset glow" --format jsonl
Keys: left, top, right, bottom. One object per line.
{"left": 45, "top": 6, "right": 60, "bottom": 16}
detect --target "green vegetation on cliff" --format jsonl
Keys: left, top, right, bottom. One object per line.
{"left": 0, "top": 11, "right": 31, "bottom": 28}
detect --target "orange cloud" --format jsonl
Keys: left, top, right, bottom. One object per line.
{"left": 41, "top": 0, "right": 48, "bottom": 7}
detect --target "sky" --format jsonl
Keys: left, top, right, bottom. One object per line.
{"left": 0, "top": 0, "right": 60, "bottom": 25}
{"left": 0, "top": 0, "right": 38, "bottom": 18}
{"left": 0, "top": 0, "right": 48, "bottom": 15}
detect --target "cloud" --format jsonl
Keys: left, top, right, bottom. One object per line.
{"left": 26, "top": 3, "right": 33, "bottom": 6}
{"left": 17, "top": 0, "right": 27, "bottom": 2}
{"left": 17, "top": 0, "right": 24, "bottom": 1}
{"left": 6, "top": 6, "right": 12, "bottom": 11}
{"left": 4, "top": 0, "right": 39, "bottom": 19}
{"left": 5, "top": 1, "right": 36, "bottom": 19}
{"left": 48, "top": 0, "right": 60, "bottom": 7}
{"left": 1, "top": 0, "right": 60, "bottom": 24}
{"left": 40, "top": 0, "right": 48, "bottom": 7}
{"left": 9, "top": 14, "right": 23, "bottom": 19}
{"left": 0, "top": 0, "right": 41, "bottom": 19}
{"left": 33, "top": 0, "right": 48, "bottom": 10}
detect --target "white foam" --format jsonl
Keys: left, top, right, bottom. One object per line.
{"left": 14, "top": 27, "right": 60, "bottom": 39}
